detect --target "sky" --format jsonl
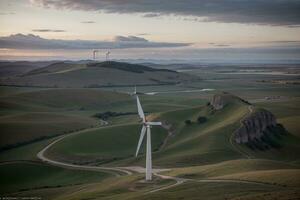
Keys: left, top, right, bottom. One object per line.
{"left": 0, "top": 0, "right": 300, "bottom": 63}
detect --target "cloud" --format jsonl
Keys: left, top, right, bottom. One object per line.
{"left": 209, "top": 43, "right": 231, "bottom": 47}
{"left": 143, "top": 13, "right": 161, "bottom": 18}
{"left": 30, "top": 0, "right": 300, "bottom": 26}
{"left": 0, "top": 33, "right": 190, "bottom": 49}
{"left": 81, "top": 21, "right": 96, "bottom": 24}
{"left": 114, "top": 35, "right": 148, "bottom": 42}
{"left": 32, "top": 29, "right": 66, "bottom": 32}
{"left": 137, "top": 33, "right": 150, "bottom": 36}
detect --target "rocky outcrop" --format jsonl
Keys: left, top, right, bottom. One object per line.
{"left": 234, "top": 109, "right": 277, "bottom": 144}
{"left": 210, "top": 92, "right": 285, "bottom": 149}
{"left": 210, "top": 92, "right": 250, "bottom": 110}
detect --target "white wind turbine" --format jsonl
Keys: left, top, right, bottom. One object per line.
{"left": 135, "top": 94, "right": 162, "bottom": 181}
{"left": 106, "top": 51, "right": 111, "bottom": 61}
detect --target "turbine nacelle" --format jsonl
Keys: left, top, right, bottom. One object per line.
{"left": 144, "top": 121, "right": 162, "bottom": 126}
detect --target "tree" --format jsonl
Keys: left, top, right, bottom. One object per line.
{"left": 197, "top": 116, "right": 207, "bottom": 124}
{"left": 185, "top": 119, "right": 192, "bottom": 125}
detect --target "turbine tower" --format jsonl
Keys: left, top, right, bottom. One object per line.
{"left": 135, "top": 94, "right": 162, "bottom": 181}
{"left": 106, "top": 51, "right": 111, "bottom": 61}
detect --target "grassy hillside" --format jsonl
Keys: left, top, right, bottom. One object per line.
{"left": 44, "top": 92, "right": 300, "bottom": 168}
{"left": 0, "top": 88, "right": 132, "bottom": 111}
{"left": 0, "top": 61, "right": 52, "bottom": 77}
{"left": 46, "top": 124, "right": 168, "bottom": 165}
{"left": 151, "top": 102, "right": 248, "bottom": 167}
{"left": 0, "top": 61, "right": 197, "bottom": 88}
{"left": 0, "top": 112, "right": 99, "bottom": 150}
{"left": 0, "top": 161, "right": 110, "bottom": 194}
{"left": 164, "top": 159, "right": 298, "bottom": 179}
{"left": 216, "top": 169, "right": 300, "bottom": 187}
{"left": 24, "top": 62, "right": 86, "bottom": 76}
{"left": 21, "top": 174, "right": 294, "bottom": 200}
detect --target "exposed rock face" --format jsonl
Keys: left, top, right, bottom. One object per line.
{"left": 234, "top": 109, "right": 277, "bottom": 144}
{"left": 210, "top": 92, "right": 284, "bottom": 148}
{"left": 210, "top": 92, "right": 249, "bottom": 110}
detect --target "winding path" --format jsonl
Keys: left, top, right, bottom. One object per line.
{"left": 36, "top": 112, "right": 283, "bottom": 194}
{"left": 37, "top": 124, "right": 132, "bottom": 177}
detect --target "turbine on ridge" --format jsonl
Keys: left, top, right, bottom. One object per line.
{"left": 135, "top": 90, "right": 162, "bottom": 181}
{"left": 106, "top": 51, "right": 111, "bottom": 61}
{"left": 93, "top": 50, "right": 99, "bottom": 60}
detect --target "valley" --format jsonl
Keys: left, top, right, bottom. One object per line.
{"left": 0, "top": 61, "right": 299, "bottom": 199}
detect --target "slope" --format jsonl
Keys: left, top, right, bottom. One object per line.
{"left": 0, "top": 61, "right": 197, "bottom": 87}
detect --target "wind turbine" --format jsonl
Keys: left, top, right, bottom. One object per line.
{"left": 106, "top": 51, "right": 111, "bottom": 61}
{"left": 93, "top": 50, "right": 99, "bottom": 60}
{"left": 135, "top": 94, "right": 162, "bottom": 181}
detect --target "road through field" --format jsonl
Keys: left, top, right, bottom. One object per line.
{"left": 37, "top": 113, "right": 283, "bottom": 194}
{"left": 37, "top": 121, "right": 132, "bottom": 177}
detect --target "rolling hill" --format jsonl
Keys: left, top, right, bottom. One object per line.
{"left": 44, "top": 92, "right": 300, "bottom": 168}
{"left": 0, "top": 112, "right": 99, "bottom": 151}
{"left": 0, "top": 61, "right": 198, "bottom": 88}
{"left": 0, "top": 88, "right": 133, "bottom": 111}
{"left": 0, "top": 161, "right": 110, "bottom": 194}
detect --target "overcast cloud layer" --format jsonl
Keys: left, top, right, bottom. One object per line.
{"left": 30, "top": 0, "right": 300, "bottom": 26}
{"left": 0, "top": 34, "right": 190, "bottom": 49}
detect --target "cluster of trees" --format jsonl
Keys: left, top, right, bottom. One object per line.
{"left": 93, "top": 111, "right": 136, "bottom": 120}
{"left": 185, "top": 116, "right": 207, "bottom": 125}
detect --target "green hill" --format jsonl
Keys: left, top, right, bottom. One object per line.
{"left": 0, "top": 61, "right": 197, "bottom": 88}
{"left": 0, "top": 112, "right": 99, "bottom": 151}
{"left": 46, "top": 92, "right": 300, "bottom": 167}
{"left": 46, "top": 124, "right": 168, "bottom": 165}
{"left": 0, "top": 161, "right": 110, "bottom": 194}
{"left": 0, "top": 88, "right": 132, "bottom": 111}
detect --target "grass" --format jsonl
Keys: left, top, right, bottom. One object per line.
{"left": 0, "top": 88, "right": 132, "bottom": 111}
{"left": 0, "top": 137, "right": 56, "bottom": 162}
{"left": 163, "top": 159, "right": 298, "bottom": 179}
{"left": 46, "top": 124, "right": 168, "bottom": 165}
{"left": 151, "top": 103, "right": 248, "bottom": 167}
{"left": 50, "top": 178, "right": 290, "bottom": 200}
{"left": 0, "top": 161, "right": 111, "bottom": 194}
{"left": 0, "top": 112, "right": 99, "bottom": 149}
{"left": 216, "top": 169, "right": 300, "bottom": 187}
{"left": 279, "top": 115, "right": 300, "bottom": 138}
{"left": 0, "top": 65, "right": 300, "bottom": 199}
{"left": 2, "top": 61, "right": 196, "bottom": 88}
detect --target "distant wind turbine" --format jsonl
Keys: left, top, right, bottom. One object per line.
{"left": 135, "top": 93, "right": 162, "bottom": 181}
{"left": 93, "top": 50, "right": 99, "bottom": 60}
{"left": 106, "top": 51, "right": 111, "bottom": 61}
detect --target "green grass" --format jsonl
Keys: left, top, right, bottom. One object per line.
{"left": 0, "top": 112, "right": 99, "bottom": 149}
{"left": 217, "top": 169, "right": 300, "bottom": 187}
{"left": 279, "top": 115, "right": 300, "bottom": 138}
{"left": 255, "top": 97, "right": 300, "bottom": 118}
{"left": 2, "top": 61, "right": 196, "bottom": 88}
{"left": 46, "top": 124, "right": 168, "bottom": 165}
{"left": 0, "top": 88, "right": 132, "bottom": 111}
{"left": 0, "top": 161, "right": 111, "bottom": 194}
{"left": 0, "top": 137, "right": 55, "bottom": 162}
{"left": 48, "top": 177, "right": 290, "bottom": 200}
{"left": 151, "top": 103, "right": 248, "bottom": 167}
{"left": 163, "top": 159, "right": 298, "bottom": 179}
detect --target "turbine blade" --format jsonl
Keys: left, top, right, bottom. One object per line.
{"left": 136, "top": 95, "right": 145, "bottom": 122}
{"left": 135, "top": 125, "right": 146, "bottom": 157}
{"left": 146, "top": 122, "right": 162, "bottom": 126}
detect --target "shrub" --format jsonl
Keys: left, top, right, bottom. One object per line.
{"left": 185, "top": 120, "right": 192, "bottom": 125}
{"left": 197, "top": 116, "right": 207, "bottom": 124}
